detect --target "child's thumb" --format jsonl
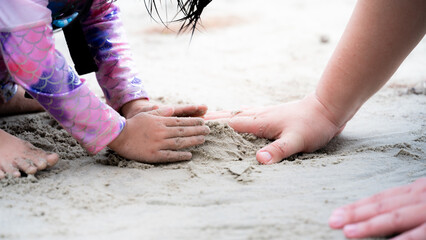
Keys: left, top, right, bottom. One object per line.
{"left": 256, "top": 133, "right": 304, "bottom": 165}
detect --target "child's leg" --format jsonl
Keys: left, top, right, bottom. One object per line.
{"left": 0, "top": 129, "right": 59, "bottom": 179}
{"left": 0, "top": 85, "right": 43, "bottom": 116}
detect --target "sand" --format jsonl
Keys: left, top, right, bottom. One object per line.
{"left": 0, "top": 0, "right": 425, "bottom": 239}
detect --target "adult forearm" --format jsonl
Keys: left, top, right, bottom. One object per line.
{"left": 316, "top": 0, "right": 426, "bottom": 127}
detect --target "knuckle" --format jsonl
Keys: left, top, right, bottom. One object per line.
{"left": 390, "top": 211, "right": 403, "bottom": 228}
{"left": 362, "top": 221, "right": 374, "bottom": 235}
{"left": 174, "top": 138, "right": 184, "bottom": 148}
{"left": 179, "top": 152, "right": 191, "bottom": 160}
{"left": 178, "top": 127, "right": 185, "bottom": 135}
{"left": 256, "top": 123, "right": 267, "bottom": 137}
{"left": 270, "top": 141, "right": 286, "bottom": 156}
{"left": 420, "top": 223, "right": 426, "bottom": 235}
{"left": 165, "top": 151, "right": 172, "bottom": 159}
{"left": 375, "top": 202, "right": 385, "bottom": 214}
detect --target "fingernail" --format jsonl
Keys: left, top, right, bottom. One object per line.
{"left": 258, "top": 151, "right": 272, "bottom": 164}
{"left": 329, "top": 209, "right": 345, "bottom": 228}
{"left": 344, "top": 224, "right": 359, "bottom": 238}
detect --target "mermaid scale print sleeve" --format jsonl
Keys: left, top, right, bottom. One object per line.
{"left": 81, "top": 0, "right": 149, "bottom": 111}
{"left": 0, "top": 24, "right": 126, "bottom": 154}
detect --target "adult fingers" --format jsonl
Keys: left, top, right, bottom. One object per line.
{"left": 256, "top": 132, "right": 305, "bottom": 165}
{"left": 329, "top": 192, "right": 426, "bottom": 229}
{"left": 162, "top": 136, "right": 206, "bottom": 150}
{"left": 163, "top": 117, "right": 205, "bottom": 127}
{"left": 343, "top": 203, "right": 426, "bottom": 239}
{"left": 152, "top": 150, "right": 193, "bottom": 163}
{"left": 164, "top": 126, "right": 210, "bottom": 138}
{"left": 173, "top": 105, "right": 208, "bottom": 117}
{"left": 391, "top": 222, "right": 426, "bottom": 240}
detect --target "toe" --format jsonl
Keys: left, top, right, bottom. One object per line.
{"left": 16, "top": 159, "right": 37, "bottom": 175}
{"left": 0, "top": 170, "right": 5, "bottom": 179}
{"left": 46, "top": 153, "right": 59, "bottom": 167}
{"left": 1, "top": 163, "right": 20, "bottom": 178}
{"left": 32, "top": 158, "right": 48, "bottom": 170}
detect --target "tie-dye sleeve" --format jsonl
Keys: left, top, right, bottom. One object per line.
{"left": 81, "top": 0, "right": 149, "bottom": 112}
{"left": 0, "top": 24, "right": 126, "bottom": 154}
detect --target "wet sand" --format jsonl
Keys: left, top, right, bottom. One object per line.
{"left": 1, "top": 0, "right": 425, "bottom": 239}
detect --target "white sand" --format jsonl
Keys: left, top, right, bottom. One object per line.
{"left": 1, "top": 0, "right": 425, "bottom": 239}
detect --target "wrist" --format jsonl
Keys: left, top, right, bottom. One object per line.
{"left": 107, "top": 118, "right": 128, "bottom": 152}
{"left": 120, "top": 98, "right": 149, "bottom": 117}
{"left": 306, "top": 93, "right": 346, "bottom": 129}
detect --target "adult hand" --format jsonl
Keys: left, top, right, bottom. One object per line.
{"left": 329, "top": 178, "right": 426, "bottom": 239}
{"left": 121, "top": 99, "right": 208, "bottom": 119}
{"left": 108, "top": 106, "right": 210, "bottom": 163}
{"left": 205, "top": 94, "right": 343, "bottom": 164}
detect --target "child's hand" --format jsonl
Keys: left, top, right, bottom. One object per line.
{"left": 121, "top": 99, "right": 208, "bottom": 119}
{"left": 205, "top": 94, "right": 344, "bottom": 164}
{"left": 108, "top": 107, "right": 210, "bottom": 163}
{"left": 329, "top": 178, "right": 426, "bottom": 239}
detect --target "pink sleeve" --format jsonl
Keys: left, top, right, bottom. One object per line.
{"left": 0, "top": 24, "right": 125, "bottom": 154}
{"left": 81, "top": 0, "right": 149, "bottom": 111}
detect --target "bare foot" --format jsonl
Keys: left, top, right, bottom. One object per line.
{"left": 0, "top": 86, "right": 44, "bottom": 116}
{"left": 0, "top": 129, "right": 59, "bottom": 179}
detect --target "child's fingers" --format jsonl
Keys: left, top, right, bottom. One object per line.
{"left": 154, "top": 151, "right": 193, "bottom": 163}
{"left": 163, "top": 117, "right": 205, "bottom": 127}
{"left": 205, "top": 110, "right": 254, "bottom": 120}
{"left": 165, "top": 126, "right": 210, "bottom": 138}
{"left": 329, "top": 192, "right": 426, "bottom": 229}
{"left": 391, "top": 222, "right": 426, "bottom": 240}
{"left": 204, "top": 111, "right": 234, "bottom": 120}
{"left": 162, "top": 136, "right": 206, "bottom": 150}
{"left": 342, "top": 203, "right": 426, "bottom": 239}
{"left": 173, "top": 105, "right": 208, "bottom": 117}
{"left": 227, "top": 116, "right": 260, "bottom": 134}
{"left": 335, "top": 182, "right": 419, "bottom": 218}
{"left": 148, "top": 107, "right": 174, "bottom": 117}
{"left": 256, "top": 132, "right": 305, "bottom": 165}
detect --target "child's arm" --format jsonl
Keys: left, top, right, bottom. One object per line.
{"left": 206, "top": 0, "right": 426, "bottom": 164}
{"left": 79, "top": 0, "right": 208, "bottom": 119}
{"left": 315, "top": 0, "right": 426, "bottom": 128}
{"left": 0, "top": 24, "right": 125, "bottom": 154}
{"left": 206, "top": 0, "right": 426, "bottom": 238}
{"left": 80, "top": 0, "right": 149, "bottom": 113}
{"left": 0, "top": 23, "right": 209, "bottom": 162}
